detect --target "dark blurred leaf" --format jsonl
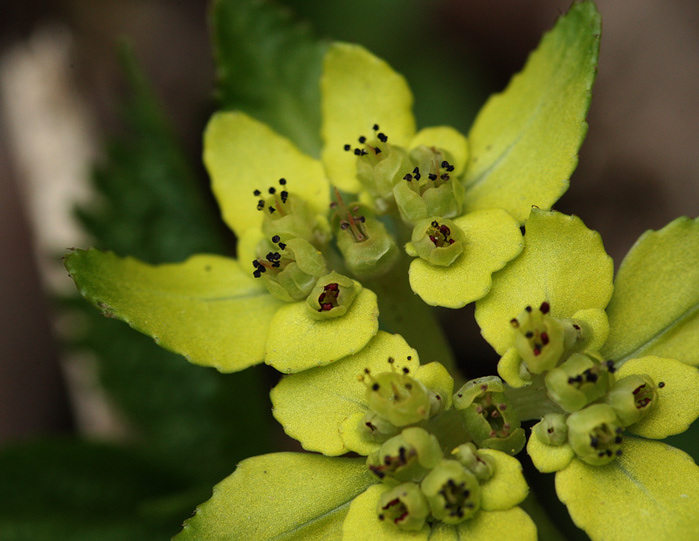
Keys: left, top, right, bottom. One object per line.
{"left": 69, "top": 45, "right": 273, "bottom": 487}
{"left": 211, "top": 0, "right": 326, "bottom": 157}
{"left": 0, "top": 439, "right": 204, "bottom": 541}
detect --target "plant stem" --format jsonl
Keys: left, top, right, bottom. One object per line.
{"left": 504, "top": 374, "right": 564, "bottom": 421}
{"left": 366, "top": 254, "right": 459, "bottom": 378}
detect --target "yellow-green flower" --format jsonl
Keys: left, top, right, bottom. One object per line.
{"left": 475, "top": 209, "right": 699, "bottom": 541}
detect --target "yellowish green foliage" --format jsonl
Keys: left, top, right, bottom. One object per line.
{"left": 556, "top": 438, "right": 699, "bottom": 541}
{"left": 602, "top": 217, "right": 699, "bottom": 366}
{"left": 463, "top": 0, "right": 600, "bottom": 222}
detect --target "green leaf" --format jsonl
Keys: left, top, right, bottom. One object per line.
{"left": 211, "top": 0, "right": 326, "bottom": 157}
{"left": 616, "top": 356, "right": 699, "bottom": 439}
{"left": 204, "top": 111, "right": 330, "bottom": 238}
{"left": 270, "top": 331, "right": 419, "bottom": 455}
{"left": 65, "top": 249, "right": 283, "bottom": 373}
{"left": 478, "top": 449, "right": 529, "bottom": 511}
{"left": 475, "top": 209, "right": 613, "bottom": 355}
{"left": 408, "top": 209, "right": 523, "bottom": 308}
{"left": 0, "top": 439, "right": 195, "bottom": 541}
{"left": 342, "top": 485, "right": 430, "bottom": 540}
{"left": 176, "top": 453, "right": 375, "bottom": 540}
{"left": 321, "top": 42, "right": 416, "bottom": 193}
{"left": 265, "top": 286, "right": 380, "bottom": 373}
{"left": 428, "top": 508, "right": 537, "bottom": 541}
{"left": 555, "top": 438, "right": 699, "bottom": 541}
{"left": 462, "top": 1, "right": 600, "bottom": 222}
{"left": 602, "top": 217, "right": 699, "bottom": 366}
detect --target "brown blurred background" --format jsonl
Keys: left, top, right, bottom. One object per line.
{"left": 1, "top": 0, "right": 697, "bottom": 445}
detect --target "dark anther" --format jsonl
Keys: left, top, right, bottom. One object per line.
{"left": 429, "top": 173, "right": 437, "bottom": 180}
{"left": 510, "top": 318, "right": 519, "bottom": 328}
{"left": 403, "top": 173, "right": 413, "bottom": 181}
{"left": 525, "top": 331, "right": 534, "bottom": 338}
{"left": 268, "top": 187, "right": 276, "bottom": 194}
{"left": 358, "top": 136, "right": 367, "bottom": 144}
{"left": 540, "top": 301, "right": 550, "bottom": 314}
{"left": 388, "top": 357, "right": 395, "bottom": 364}
{"left": 354, "top": 148, "right": 362, "bottom": 156}
{"left": 265, "top": 252, "right": 277, "bottom": 262}
{"left": 407, "top": 356, "right": 412, "bottom": 360}
{"left": 525, "top": 305, "right": 532, "bottom": 312}
{"left": 373, "top": 123, "right": 379, "bottom": 131}
{"left": 605, "top": 360, "right": 616, "bottom": 373}
{"left": 372, "top": 383, "right": 380, "bottom": 391}
{"left": 402, "top": 367, "right": 409, "bottom": 374}
{"left": 257, "top": 200, "right": 265, "bottom": 210}
{"left": 440, "top": 173, "right": 450, "bottom": 180}
{"left": 278, "top": 242, "right": 287, "bottom": 250}
{"left": 375, "top": 148, "right": 382, "bottom": 154}
{"left": 659, "top": 381, "right": 666, "bottom": 388}
{"left": 281, "top": 190, "right": 289, "bottom": 203}
{"left": 271, "top": 235, "right": 280, "bottom": 243}
{"left": 253, "top": 270, "right": 261, "bottom": 278}
{"left": 253, "top": 189, "right": 261, "bottom": 196}
{"left": 520, "top": 225, "right": 526, "bottom": 235}
{"left": 441, "top": 160, "right": 449, "bottom": 168}
{"left": 343, "top": 144, "right": 351, "bottom": 151}
{"left": 431, "top": 220, "right": 439, "bottom": 227}
{"left": 340, "top": 221, "right": 350, "bottom": 230}
{"left": 590, "top": 435, "right": 599, "bottom": 448}
{"left": 614, "top": 436, "right": 622, "bottom": 444}
{"left": 279, "top": 178, "right": 287, "bottom": 185}
{"left": 573, "top": 324, "right": 581, "bottom": 330}
{"left": 541, "top": 332, "right": 549, "bottom": 345}
{"left": 378, "top": 132, "right": 388, "bottom": 143}
{"left": 268, "top": 206, "right": 276, "bottom": 214}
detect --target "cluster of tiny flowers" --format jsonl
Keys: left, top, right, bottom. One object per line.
{"left": 248, "top": 123, "right": 471, "bottom": 316}
{"left": 511, "top": 302, "right": 661, "bottom": 466}
{"left": 350, "top": 359, "right": 525, "bottom": 531}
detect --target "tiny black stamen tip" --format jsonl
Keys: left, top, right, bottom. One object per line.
{"left": 253, "top": 189, "right": 261, "bottom": 196}
{"left": 372, "top": 123, "right": 379, "bottom": 131}
{"left": 268, "top": 187, "right": 276, "bottom": 194}
{"left": 658, "top": 381, "right": 666, "bottom": 388}
{"left": 278, "top": 178, "right": 287, "bottom": 185}
{"left": 358, "top": 136, "right": 366, "bottom": 144}
{"left": 372, "top": 383, "right": 380, "bottom": 391}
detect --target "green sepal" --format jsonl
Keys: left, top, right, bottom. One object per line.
{"left": 408, "top": 209, "right": 523, "bottom": 308}
{"left": 566, "top": 404, "right": 623, "bottom": 466}
{"left": 367, "top": 427, "right": 443, "bottom": 484}
{"left": 406, "top": 217, "right": 466, "bottom": 267}
{"left": 204, "top": 111, "right": 329, "bottom": 238}
{"left": 615, "top": 356, "right": 699, "bottom": 439}
{"left": 321, "top": 43, "right": 416, "bottom": 194}
{"left": 421, "top": 460, "right": 481, "bottom": 524}
{"left": 555, "top": 438, "right": 699, "bottom": 541}
{"left": 342, "top": 484, "right": 430, "bottom": 540}
{"left": 270, "top": 332, "right": 418, "bottom": 455}
{"left": 544, "top": 352, "right": 612, "bottom": 412}
{"left": 602, "top": 216, "right": 699, "bottom": 366}
{"left": 478, "top": 449, "right": 529, "bottom": 511}
{"left": 462, "top": 1, "right": 600, "bottom": 222}
{"left": 475, "top": 209, "right": 613, "bottom": 356}
{"left": 305, "top": 271, "right": 357, "bottom": 319}
{"left": 175, "top": 453, "right": 375, "bottom": 540}
{"left": 64, "top": 249, "right": 283, "bottom": 373}
{"left": 265, "top": 285, "right": 379, "bottom": 372}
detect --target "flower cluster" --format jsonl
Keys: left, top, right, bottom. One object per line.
{"left": 64, "top": 2, "right": 699, "bottom": 540}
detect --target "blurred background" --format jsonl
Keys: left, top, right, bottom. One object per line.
{"left": 0, "top": 0, "right": 698, "bottom": 538}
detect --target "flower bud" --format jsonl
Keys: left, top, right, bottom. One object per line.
{"left": 366, "top": 427, "right": 443, "bottom": 483}
{"left": 332, "top": 201, "right": 399, "bottom": 279}
{"left": 405, "top": 217, "right": 466, "bottom": 267}
{"left": 361, "top": 361, "right": 431, "bottom": 427}
{"left": 532, "top": 413, "right": 569, "bottom": 446}
{"left": 305, "top": 271, "right": 357, "bottom": 320}
{"left": 451, "top": 443, "right": 496, "bottom": 481}
{"left": 392, "top": 146, "right": 465, "bottom": 225}
{"left": 544, "top": 353, "right": 614, "bottom": 412}
{"left": 421, "top": 460, "right": 481, "bottom": 524}
{"left": 606, "top": 374, "right": 658, "bottom": 427}
{"left": 567, "top": 404, "right": 623, "bottom": 466}
{"left": 252, "top": 237, "right": 327, "bottom": 302}
{"left": 377, "top": 482, "right": 430, "bottom": 532}
{"left": 454, "top": 377, "right": 525, "bottom": 455}
{"left": 509, "top": 302, "right": 586, "bottom": 373}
